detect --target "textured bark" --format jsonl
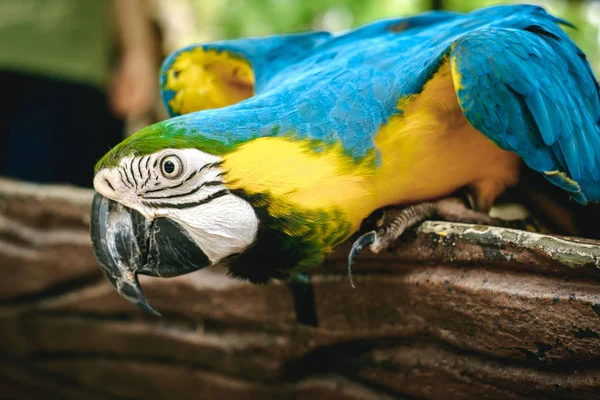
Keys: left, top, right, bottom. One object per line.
{"left": 1, "top": 177, "right": 600, "bottom": 399}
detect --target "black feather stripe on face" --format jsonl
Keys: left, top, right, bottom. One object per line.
{"left": 225, "top": 190, "right": 304, "bottom": 283}
{"left": 225, "top": 189, "right": 351, "bottom": 283}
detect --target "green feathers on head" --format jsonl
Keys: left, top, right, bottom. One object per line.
{"left": 94, "top": 120, "right": 240, "bottom": 173}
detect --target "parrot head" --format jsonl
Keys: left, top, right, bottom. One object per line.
{"left": 90, "top": 118, "right": 370, "bottom": 314}
{"left": 91, "top": 132, "right": 256, "bottom": 314}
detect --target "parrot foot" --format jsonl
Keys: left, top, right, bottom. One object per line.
{"left": 347, "top": 197, "right": 539, "bottom": 288}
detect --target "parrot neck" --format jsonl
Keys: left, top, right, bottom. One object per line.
{"left": 220, "top": 136, "right": 378, "bottom": 281}
{"left": 226, "top": 189, "right": 353, "bottom": 283}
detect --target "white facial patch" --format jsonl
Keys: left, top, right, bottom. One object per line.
{"left": 93, "top": 148, "right": 259, "bottom": 264}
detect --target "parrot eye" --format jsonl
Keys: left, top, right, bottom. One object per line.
{"left": 160, "top": 155, "right": 183, "bottom": 179}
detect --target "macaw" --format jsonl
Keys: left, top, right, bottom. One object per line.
{"left": 90, "top": 4, "right": 600, "bottom": 314}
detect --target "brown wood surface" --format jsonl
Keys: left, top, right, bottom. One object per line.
{"left": 1, "top": 177, "right": 599, "bottom": 399}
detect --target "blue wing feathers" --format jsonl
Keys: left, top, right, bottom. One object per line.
{"left": 451, "top": 19, "right": 599, "bottom": 202}
{"left": 525, "top": 90, "right": 554, "bottom": 146}
{"left": 160, "top": 4, "right": 599, "bottom": 202}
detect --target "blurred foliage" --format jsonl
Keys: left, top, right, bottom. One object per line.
{"left": 179, "top": 0, "right": 599, "bottom": 74}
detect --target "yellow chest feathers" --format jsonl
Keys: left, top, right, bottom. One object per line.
{"left": 373, "top": 61, "right": 520, "bottom": 209}
{"left": 222, "top": 137, "right": 377, "bottom": 232}
{"left": 221, "top": 61, "right": 521, "bottom": 233}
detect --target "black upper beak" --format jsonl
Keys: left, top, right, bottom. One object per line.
{"left": 90, "top": 193, "right": 211, "bottom": 315}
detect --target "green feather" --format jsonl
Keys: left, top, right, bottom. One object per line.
{"left": 94, "top": 120, "right": 240, "bottom": 172}
{"left": 227, "top": 189, "right": 352, "bottom": 283}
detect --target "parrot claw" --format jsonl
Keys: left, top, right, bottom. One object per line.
{"left": 347, "top": 231, "right": 376, "bottom": 288}
{"left": 347, "top": 201, "right": 441, "bottom": 288}
{"left": 346, "top": 197, "right": 539, "bottom": 287}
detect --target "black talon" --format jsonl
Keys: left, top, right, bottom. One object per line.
{"left": 347, "top": 231, "right": 376, "bottom": 288}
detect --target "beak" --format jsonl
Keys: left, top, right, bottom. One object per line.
{"left": 90, "top": 193, "right": 211, "bottom": 315}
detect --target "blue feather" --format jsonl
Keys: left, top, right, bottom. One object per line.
{"left": 526, "top": 91, "right": 554, "bottom": 145}
{"left": 450, "top": 15, "right": 599, "bottom": 201}
{"left": 157, "top": 4, "right": 600, "bottom": 202}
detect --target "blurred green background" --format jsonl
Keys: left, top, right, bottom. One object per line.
{"left": 157, "top": 0, "right": 600, "bottom": 74}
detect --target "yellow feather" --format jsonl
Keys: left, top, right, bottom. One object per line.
{"left": 165, "top": 48, "right": 255, "bottom": 114}
{"left": 223, "top": 59, "right": 520, "bottom": 247}
{"left": 373, "top": 60, "right": 520, "bottom": 209}
{"left": 222, "top": 137, "right": 376, "bottom": 232}
{"left": 450, "top": 54, "right": 465, "bottom": 93}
